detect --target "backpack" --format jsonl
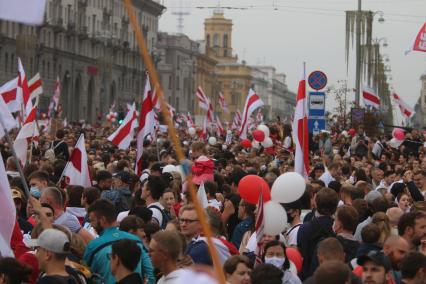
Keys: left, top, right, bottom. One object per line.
{"left": 44, "top": 141, "right": 64, "bottom": 162}
{"left": 148, "top": 204, "right": 171, "bottom": 229}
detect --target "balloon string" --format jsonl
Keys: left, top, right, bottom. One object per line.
{"left": 122, "top": 1, "right": 226, "bottom": 283}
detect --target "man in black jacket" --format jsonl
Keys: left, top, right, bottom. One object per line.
{"left": 297, "top": 188, "right": 339, "bottom": 280}
{"left": 52, "top": 129, "right": 69, "bottom": 161}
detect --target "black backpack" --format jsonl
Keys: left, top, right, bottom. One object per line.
{"left": 148, "top": 204, "right": 171, "bottom": 229}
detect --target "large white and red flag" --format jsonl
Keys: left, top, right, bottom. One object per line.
{"left": 13, "top": 106, "right": 39, "bottom": 166}
{"left": 393, "top": 93, "right": 414, "bottom": 118}
{"left": 292, "top": 64, "right": 309, "bottom": 177}
{"left": 239, "top": 89, "right": 264, "bottom": 139}
{"left": 47, "top": 77, "right": 60, "bottom": 117}
{"left": 186, "top": 112, "right": 195, "bottom": 128}
{"left": 28, "top": 73, "right": 43, "bottom": 106}
{"left": 108, "top": 104, "right": 138, "bottom": 149}
{"left": 0, "top": 77, "right": 19, "bottom": 113}
{"left": 255, "top": 193, "right": 265, "bottom": 264}
{"left": 215, "top": 115, "right": 225, "bottom": 136}
{"left": 17, "top": 58, "right": 33, "bottom": 118}
{"left": 0, "top": 0, "right": 46, "bottom": 25}
{"left": 219, "top": 92, "right": 229, "bottom": 113}
{"left": 0, "top": 87, "right": 18, "bottom": 137}
{"left": 62, "top": 134, "right": 92, "bottom": 187}
{"left": 196, "top": 87, "right": 210, "bottom": 111}
{"left": 135, "top": 76, "right": 156, "bottom": 176}
{"left": 405, "top": 22, "right": 426, "bottom": 55}
{"left": 231, "top": 111, "right": 242, "bottom": 130}
{"left": 362, "top": 86, "right": 380, "bottom": 110}
{"left": 0, "top": 150, "right": 16, "bottom": 257}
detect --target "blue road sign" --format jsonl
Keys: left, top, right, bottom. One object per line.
{"left": 308, "top": 118, "right": 326, "bottom": 135}
{"left": 308, "top": 71, "right": 328, "bottom": 90}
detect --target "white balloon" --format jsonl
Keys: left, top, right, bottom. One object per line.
{"left": 264, "top": 201, "right": 287, "bottom": 235}
{"left": 208, "top": 136, "right": 217, "bottom": 146}
{"left": 257, "top": 124, "right": 270, "bottom": 138}
{"left": 188, "top": 127, "right": 196, "bottom": 136}
{"left": 261, "top": 137, "right": 273, "bottom": 148}
{"left": 271, "top": 172, "right": 306, "bottom": 203}
{"left": 227, "top": 130, "right": 232, "bottom": 135}
{"left": 222, "top": 144, "right": 228, "bottom": 151}
{"left": 341, "top": 130, "right": 349, "bottom": 137}
{"left": 162, "top": 164, "right": 177, "bottom": 173}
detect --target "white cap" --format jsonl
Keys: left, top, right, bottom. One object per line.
{"left": 25, "top": 229, "right": 70, "bottom": 254}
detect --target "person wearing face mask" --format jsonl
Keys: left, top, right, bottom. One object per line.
{"left": 284, "top": 201, "right": 302, "bottom": 247}
{"left": 262, "top": 240, "right": 302, "bottom": 284}
{"left": 28, "top": 171, "right": 50, "bottom": 199}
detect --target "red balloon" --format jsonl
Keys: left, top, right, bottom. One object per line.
{"left": 348, "top": 128, "right": 356, "bottom": 137}
{"left": 253, "top": 130, "right": 265, "bottom": 142}
{"left": 238, "top": 175, "right": 271, "bottom": 204}
{"left": 286, "top": 247, "right": 302, "bottom": 273}
{"left": 240, "top": 139, "right": 252, "bottom": 149}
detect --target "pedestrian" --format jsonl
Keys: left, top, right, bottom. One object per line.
{"left": 110, "top": 239, "right": 143, "bottom": 284}
{"left": 223, "top": 255, "right": 252, "bottom": 284}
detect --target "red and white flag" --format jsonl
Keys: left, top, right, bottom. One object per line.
{"left": 393, "top": 93, "right": 414, "bottom": 118}
{"left": 17, "top": 58, "right": 32, "bottom": 119}
{"left": 167, "top": 103, "right": 176, "bottom": 119}
{"left": 239, "top": 89, "right": 264, "bottom": 139}
{"left": 219, "top": 92, "right": 229, "bottom": 113}
{"left": 0, "top": 87, "right": 17, "bottom": 138}
{"left": 135, "top": 76, "right": 156, "bottom": 176}
{"left": 405, "top": 22, "right": 426, "bottom": 55}
{"left": 187, "top": 112, "right": 195, "bottom": 128}
{"left": 108, "top": 104, "right": 138, "bottom": 149}
{"left": 0, "top": 77, "right": 19, "bottom": 113}
{"left": 196, "top": 87, "right": 210, "bottom": 111}
{"left": 62, "top": 134, "right": 92, "bottom": 187}
{"left": 255, "top": 193, "right": 265, "bottom": 264}
{"left": 0, "top": 0, "right": 47, "bottom": 25}
{"left": 215, "top": 115, "right": 225, "bottom": 136}
{"left": 48, "top": 77, "right": 60, "bottom": 117}
{"left": 28, "top": 73, "right": 43, "bottom": 105}
{"left": 362, "top": 86, "right": 380, "bottom": 110}
{"left": 13, "top": 106, "right": 39, "bottom": 166}
{"left": 292, "top": 64, "right": 309, "bottom": 177}
{"left": 256, "top": 109, "right": 264, "bottom": 124}
{"left": 0, "top": 150, "right": 16, "bottom": 257}
{"left": 231, "top": 111, "right": 242, "bottom": 130}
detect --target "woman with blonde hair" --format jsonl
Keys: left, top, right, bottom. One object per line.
{"left": 371, "top": 212, "right": 391, "bottom": 245}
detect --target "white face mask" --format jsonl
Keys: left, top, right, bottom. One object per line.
{"left": 264, "top": 256, "right": 285, "bottom": 268}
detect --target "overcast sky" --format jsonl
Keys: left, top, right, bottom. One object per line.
{"left": 158, "top": 0, "right": 426, "bottom": 123}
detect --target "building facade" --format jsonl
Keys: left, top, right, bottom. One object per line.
{"left": 0, "top": 0, "right": 164, "bottom": 122}
{"left": 411, "top": 73, "right": 426, "bottom": 128}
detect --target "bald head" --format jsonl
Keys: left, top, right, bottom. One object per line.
{"left": 383, "top": 235, "right": 410, "bottom": 270}
{"left": 387, "top": 207, "right": 404, "bottom": 227}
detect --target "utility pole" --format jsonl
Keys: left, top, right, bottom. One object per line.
{"left": 355, "top": 0, "right": 361, "bottom": 107}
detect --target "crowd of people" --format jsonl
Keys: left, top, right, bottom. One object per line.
{"left": 1, "top": 120, "right": 426, "bottom": 284}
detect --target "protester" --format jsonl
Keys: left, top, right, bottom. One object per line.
{"left": 223, "top": 255, "right": 252, "bottom": 284}
{"left": 400, "top": 252, "right": 426, "bottom": 284}
{"left": 110, "top": 239, "right": 143, "bottom": 284}
{"left": 357, "top": 251, "right": 393, "bottom": 284}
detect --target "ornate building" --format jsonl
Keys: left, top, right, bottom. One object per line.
{"left": 411, "top": 73, "right": 426, "bottom": 128}
{"left": 0, "top": 0, "right": 165, "bottom": 122}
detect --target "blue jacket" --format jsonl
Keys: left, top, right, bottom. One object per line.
{"left": 83, "top": 227, "right": 154, "bottom": 284}
{"left": 231, "top": 217, "right": 253, "bottom": 249}
{"left": 185, "top": 239, "right": 212, "bottom": 266}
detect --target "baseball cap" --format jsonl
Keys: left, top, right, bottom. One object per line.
{"left": 113, "top": 171, "right": 132, "bottom": 184}
{"left": 25, "top": 229, "right": 70, "bottom": 254}
{"left": 357, "top": 251, "right": 391, "bottom": 272}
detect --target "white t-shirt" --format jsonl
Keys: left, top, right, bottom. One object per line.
{"left": 157, "top": 269, "right": 187, "bottom": 284}
{"left": 148, "top": 202, "right": 164, "bottom": 226}
{"left": 285, "top": 223, "right": 302, "bottom": 247}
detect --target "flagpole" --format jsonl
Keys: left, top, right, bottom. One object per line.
{"left": 123, "top": 1, "right": 226, "bottom": 282}
{"left": 0, "top": 118, "right": 30, "bottom": 198}
{"left": 302, "top": 61, "right": 307, "bottom": 161}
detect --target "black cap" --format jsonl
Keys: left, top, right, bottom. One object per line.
{"left": 357, "top": 251, "right": 391, "bottom": 272}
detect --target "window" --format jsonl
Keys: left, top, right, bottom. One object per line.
{"left": 223, "top": 34, "right": 228, "bottom": 48}
{"left": 47, "top": 62, "right": 50, "bottom": 78}
{"left": 10, "top": 54, "right": 14, "bottom": 73}
{"left": 4, "top": 53, "right": 8, "bottom": 72}
{"left": 176, "top": 76, "right": 180, "bottom": 90}
{"left": 168, "top": 75, "right": 172, "bottom": 90}
{"left": 206, "top": 34, "right": 210, "bottom": 47}
{"left": 213, "top": 33, "right": 219, "bottom": 47}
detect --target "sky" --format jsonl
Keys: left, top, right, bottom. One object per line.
{"left": 157, "top": 0, "right": 426, "bottom": 123}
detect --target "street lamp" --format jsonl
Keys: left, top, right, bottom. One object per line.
{"left": 374, "top": 37, "right": 388, "bottom": 47}
{"left": 374, "top": 11, "right": 385, "bottom": 23}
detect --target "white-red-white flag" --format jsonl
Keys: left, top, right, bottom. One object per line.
{"left": 0, "top": 77, "right": 19, "bottom": 113}
{"left": 219, "top": 92, "right": 229, "bottom": 113}
{"left": 362, "top": 86, "right": 380, "bottom": 110}
{"left": 108, "top": 104, "right": 138, "bottom": 149}
{"left": 196, "top": 87, "right": 210, "bottom": 111}
{"left": 231, "top": 111, "right": 242, "bottom": 130}
{"left": 256, "top": 109, "right": 264, "bottom": 124}
{"left": 0, "top": 0, "right": 47, "bottom": 25}
{"left": 292, "top": 64, "right": 309, "bottom": 177}
{"left": 135, "top": 76, "right": 156, "bottom": 176}
{"left": 215, "top": 115, "right": 225, "bottom": 136}
{"left": 255, "top": 193, "right": 265, "bottom": 264}
{"left": 187, "top": 112, "right": 195, "bottom": 128}
{"left": 393, "top": 93, "right": 414, "bottom": 118}
{"left": 239, "top": 89, "right": 264, "bottom": 139}
{"left": 17, "top": 58, "right": 32, "bottom": 119}
{"left": 62, "top": 134, "right": 92, "bottom": 187}
{"left": 167, "top": 103, "right": 176, "bottom": 119}
{"left": 13, "top": 106, "right": 39, "bottom": 166}
{"left": 28, "top": 73, "right": 43, "bottom": 106}
{"left": 0, "top": 150, "right": 16, "bottom": 257}
{"left": 405, "top": 22, "right": 426, "bottom": 55}
{"left": 48, "top": 77, "right": 60, "bottom": 117}
{"left": 0, "top": 86, "right": 17, "bottom": 138}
